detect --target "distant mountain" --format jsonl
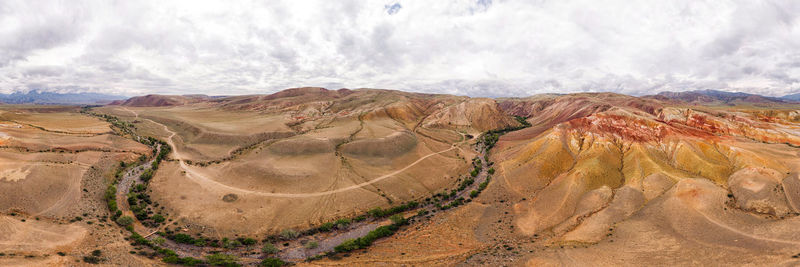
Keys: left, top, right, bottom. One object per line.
{"left": 647, "top": 89, "right": 788, "bottom": 105}
{"left": 781, "top": 93, "right": 800, "bottom": 101}
{"left": 0, "top": 90, "right": 126, "bottom": 105}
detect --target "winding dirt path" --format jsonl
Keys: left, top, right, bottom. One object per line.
{"left": 124, "top": 106, "right": 468, "bottom": 198}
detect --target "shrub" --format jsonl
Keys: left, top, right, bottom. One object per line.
{"left": 334, "top": 218, "right": 351, "bottom": 229}
{"left": 153, "top": 237, "right": 166, "bottom": 245}
{"left": 261, "top": 243, "right": 279, "bottom": 254}
{"left": 304, "top": 241, "right": 319, "bottom": 249}
{"left": 83, "top": 255, "right": 101, "bottom": 264}
{"left": 389, "top": 214, "right": 406, "bottom": 225}
{"left": 162, "top": 256, "right": 179, "bottom": 264}
{"left": 173, "top": 233, "right": 195, "bottom": 244}
{"left": 179, "top": 257, "right": 203, "bottom": 266}
{"left": 224, "top": 239, "right": 242, "bottom": 249}
{"left": 318, "top": 222, "right": 334, "bottom": 232}
{"left": 488, "top": 168, "right": 495, "bottom": 174}
{"left": 470, "top": 190, "right": 479, "bottom": 198}
{"left": 241, "top": 237, "right": 257, "bottom": 246}
{"left": 205, "top": 253, "right": 239, "bottom": 267}
{"left": 129, "top": 232, "right": 150, "bottom": 246}
{"left": 91, "top": 250, "right": 102, "bottom": 257}
{"left": 134, "top": 184, "right": 146, "bottom": 192}
{"left": 334, "top": 239, "right": 361, "bottom": 253}
{"left": 152, "top": 214, "right": 165, "bottom": 223}
{"left": 260, "top": 258, "right": 286, "bottom": 267}
{"left": 280, "top": 229, "right": 299, "bottom": 240}
{"left": 116, "top": 216, "right": 134, "bottom": 226}
{"left": 368, "top": 207, "right": 386, "bottom": 218}
{"left": 164, "top": 255, "right": 202, "bottom": 266}
{"left": 104, "top": 185, "right": 116, "bottom": 201}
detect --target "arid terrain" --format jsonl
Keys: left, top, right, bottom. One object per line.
{"left": 2, "top": 88, "right": 800, "bottom": 266}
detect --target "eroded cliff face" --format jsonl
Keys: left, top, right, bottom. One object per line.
{"left": 493, "top": 96, "right": 800, "bottom": 249}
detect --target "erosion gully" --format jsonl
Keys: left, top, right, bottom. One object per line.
{"left": 115, "top": 130, "right": 491, "bottom": 265}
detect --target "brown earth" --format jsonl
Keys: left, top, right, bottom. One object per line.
{"left": 0, "top": 106, "right": 154, "bottom": 266}
{"left": 4, "top": 89, "right": 800, "bottom": 266}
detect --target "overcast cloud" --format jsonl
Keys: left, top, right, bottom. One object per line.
{"left": 1, "top": 0, "right": 799, "bottom": 97}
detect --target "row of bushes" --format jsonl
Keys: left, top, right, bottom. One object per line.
{"left": 367, "top": 201, "right": 419, "bottom": 218}
{"left": 81, "top": 109, "right": 136, "bottom": 136}
{"left": 480, "top": 116, "right": 531, "bottom": 150}
{"left": 105, "top": 163, "right": 126, "bottom": 223}
{"left": 129, "top": 137, "right": 171, "bottom": 226}
{"left": 334, "top": 215, "right": 408, "bottom": 253}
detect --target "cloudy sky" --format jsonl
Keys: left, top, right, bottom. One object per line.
{"left": 1, "top": 0, "right": 799, "bottom": 97}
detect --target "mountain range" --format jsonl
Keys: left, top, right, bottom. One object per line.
{"left": 0, "top": 90, "right": 126, "bottom": 105}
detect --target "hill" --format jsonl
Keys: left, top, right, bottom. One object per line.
{"left": 781, "top": 92, "right": 800, "bottom": 101}
{"left": 4, "top": 87, "right": 800, "bottom": 266}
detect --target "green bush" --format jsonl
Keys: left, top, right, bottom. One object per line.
{"left": 318, "top": 222, "right": 334, "bottom": 232}
{"left": 205, "top": 253, "right": 239, "bottom": 267}
{"left": 241, "top": 237, "right": 257, "bottom": 246}
{"left": 83, "top": 255, "right": 101, "bottom": 264}
{"left": 116, "top": 216, "right": 134, "bottom": 226}
{"left": 152, "top": 214, "right": 165, "bottom": 223}
{"left": 261, "top": 243, "right": 279, "bottom": 254}
{"left": 334, "top": 239, "right": 361, "bottom": 253}
{"left": 488, "top": 168, "right": 495, "bottom": 174}
{"left": 389, "top": 214, "right": 406, "bottom": 225}
{"left": 470, "top": 190, "right": 479, "bottom": 198}
{"left": 280, "top": 229, "right": 299, "bottom": 240}
{"left": 335, "top": 218, "right": 351, "bottom": 229}
{"left": 304, "top": 241, "right": 319, "bottom": 249}
{"left": 260, "top": 258, "right": 286, "bottom": 267}
{"left": 177, "top": 257, "right": 203, "bottom": 266}
{"left": 129, "top": 232, "right": 150, "bottom": 246}
{"left": 222, "top": 238, "right": 242, "bottom": 249}
{"left": 173, "top": 233, "right": 195, "bottom": 244}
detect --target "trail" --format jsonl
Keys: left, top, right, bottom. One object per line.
{"left": 121, "top": 106, "right": 467, "bottom": 198}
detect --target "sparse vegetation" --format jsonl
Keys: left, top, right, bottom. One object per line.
{"left": 280, "top": 229, "right": 299, "bottom": 240}
{"left": 262, "top": 243, "right": 279, "bottom": 254}
{"left": 205, "top": 253, "right": 240, "bottom": 267}
{"left": 334, "top": 215, "right": 408, "bottom": 253}
{"left": 305, "top": 241, "right": 319, "bottom": 249}
{"left": 260, "top": 257, "right": 286, "bottom": 267}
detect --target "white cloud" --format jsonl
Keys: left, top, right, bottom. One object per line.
{"left": 0, "top": 0, "right": 799, "bottom": 97}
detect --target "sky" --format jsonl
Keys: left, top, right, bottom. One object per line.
{"left": 1, "top": 0, "right": 799, "bottom": 97}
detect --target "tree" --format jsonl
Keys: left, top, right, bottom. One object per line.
{"left": 116, "top": 216, "right": 134, "bottom": 226}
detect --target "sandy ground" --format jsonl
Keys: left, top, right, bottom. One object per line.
{"left": 0, "top": 108, "right": 152, "bottom": 266}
